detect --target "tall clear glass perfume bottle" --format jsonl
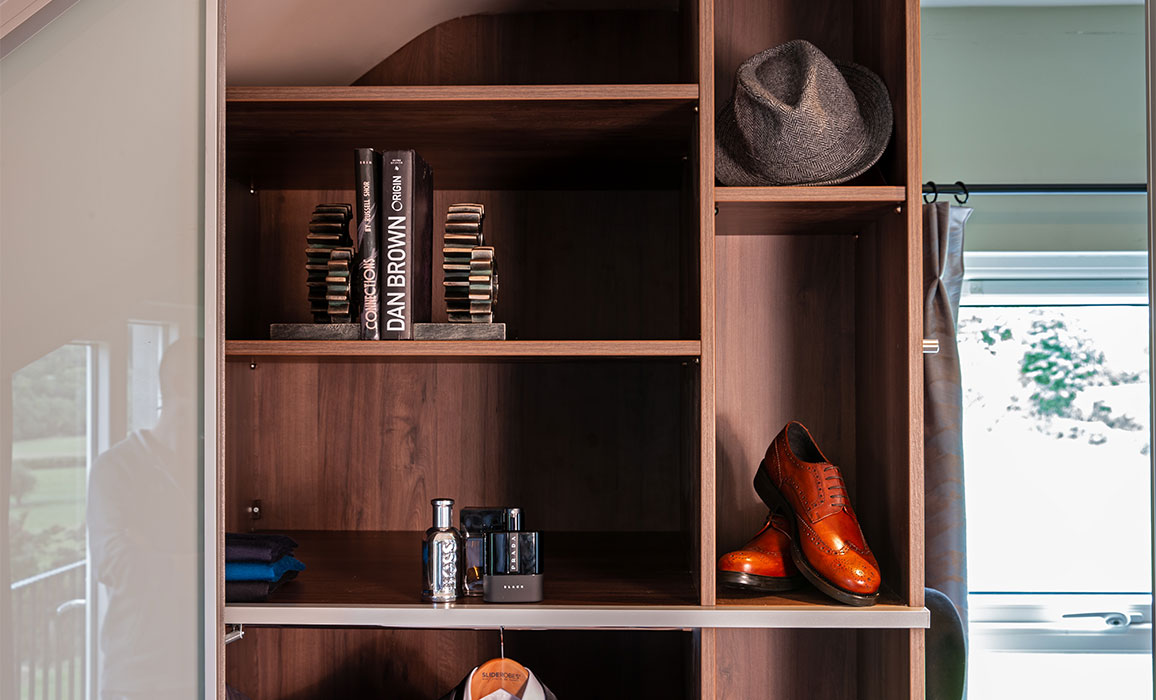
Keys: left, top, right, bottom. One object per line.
{"left": 421, "top": 498, "right": 462, "bottom": 602}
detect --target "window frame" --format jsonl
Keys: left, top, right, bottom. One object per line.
{"left": 960, "top": 250, "right": 1152, "bottom": 654}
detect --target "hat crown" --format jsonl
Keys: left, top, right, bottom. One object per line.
{"left": 733, "top": 41, "right": 867, "bottom": 174}
{"left": 716, "top": 39, "right": 893, "bottom": 186}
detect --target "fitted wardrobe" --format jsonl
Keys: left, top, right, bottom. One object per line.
{"left": 216, "top": 0, "right": 928, "bottom": 697}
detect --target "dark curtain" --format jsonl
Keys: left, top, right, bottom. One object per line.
{"left": 923, "top": 201, "right": 972, "bottom": 630}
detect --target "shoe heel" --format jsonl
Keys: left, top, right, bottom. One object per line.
{"left": 754, "top": 461, "right": 791, "bottom": 514}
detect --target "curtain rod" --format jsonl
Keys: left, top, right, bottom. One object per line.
{"left": 923, "top": 182, "right": 1147, "bottom": 197}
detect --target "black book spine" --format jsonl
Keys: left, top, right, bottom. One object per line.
{"left": 355, "top": 148, "right": 382, "bottom": 340}
{"left": 380, "top": 150, "right": 433, "bottom": 339}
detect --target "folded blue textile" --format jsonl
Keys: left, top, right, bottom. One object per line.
{"left": 225, "top": 555, "right": 305, "bottom": 582}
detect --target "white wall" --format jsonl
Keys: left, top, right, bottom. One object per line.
{"left": 922, "top": 5, "right": 1147, "bottom": 251}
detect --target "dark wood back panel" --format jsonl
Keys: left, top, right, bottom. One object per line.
{"left": 715, "top": 628, "right": 913, "bottom": 700}
{"left": 854, "top": 212, "right": 917, "bottom": 605}
{"left": 225, "top": 189, "right": 688, "bottom": 341}
{"left": 226, "top": 628, "right": 692, "bottom": 700}
{"left": 713, "top": 0, "right": 854, "bottom": 111}
{"left": 713, "top": 233, "right": 857, "bottom": 552}
{"left": 224, "top": 358, "right": 687, "bottom": 532}
{"left": 854, "top": 0, "right": 914, "bottom": 187}
{"left": 715, "top": 628, "right": 858, "bottom": 699}
{"left": 355, "top": 11, "right": 685, "bottom": 86}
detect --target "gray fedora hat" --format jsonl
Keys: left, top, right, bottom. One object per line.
{"left": 716, "top": 40, "right": 893, "bottom": 186}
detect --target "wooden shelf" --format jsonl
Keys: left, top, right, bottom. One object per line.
{"left": 229, "top": 530, "right": 696, "bottom": 607}
{"left": 715, "top": 186, "right": 906, "bottom": 203}
{"left": 225, "top": 340, "right": 701, "bottom": 358}
{"left": 716, "top": 587, "right": 912, "bottom": 610}
{"left": 223, "top": 531, "right": 928, "bottom": 630}
{"left": 226, "top": 85, "right": 699, "bottom": 189}
{"left": 715, "top": 199, "right": 906, "bottom": 236}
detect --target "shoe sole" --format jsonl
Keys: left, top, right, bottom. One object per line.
{"left": 754, "top": 461, "right": 879, "bottom": 607}
{"left": 718, "top": 569, "right": 802, "bottom": 593}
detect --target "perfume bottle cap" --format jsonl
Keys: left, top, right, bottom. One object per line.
{"left": 432, "top": 498, "right": 454, "bottom": 529}
{"left": 507, "top": 507, "right": 523, "bottom": 531}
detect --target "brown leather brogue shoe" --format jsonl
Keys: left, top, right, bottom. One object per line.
{"left": 718, "top": 511, "right": 801, "bottom": 593}
{"left": 754, "top": 421, "right": 881, "bottom": 606}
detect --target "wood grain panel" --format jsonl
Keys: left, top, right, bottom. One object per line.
{"left": 226, "top": 90, "right": 696, "bottom": 189}
{"left": 225, "top": 627, "right": 497, "bottom": 700}
{"left": 716, "top": 186, "right": 906, "bottom": 203}
{"left": 504, "top": 630, "right": 693, "bottom": 699}
{"left": 226, "top": 627, "right": 692, "bottom": 700}
{"left": 429, "top": 190, "right": 684, "bottom": 341}
{"left": 230, "top": 188, "right": 353, "bottom": 336}
{"left": 853, "top": 0, "right": 914, "bottom": 189}
{"left": 716, "top": 628, "right": 858, "bottom": 700}
{"left": 224, "top": 177, "right": 259, "bottom": 343}
{"left": 716, "top": 201, "right": 902, "bottom": 236}
{"left": 716, "top": 588, "right": 905, "bottom": 609}
{"left": 225, "top": 359, "right": 687, "bottom": 533}
{"left": 854, "top": 213, "right": 913, "bottom": 606}
{"left": 227, "top": 189, "right": 688, "bottom": 342}
{"left": 714, "top": 234, "right": 857, "bottom": 553}
{"left": 713, "top": 0, "right": 854, "bottom": 111}
{"left": 857, "top": 628, "right": 915, "bottom": 700}
{"left": 355, "top": 11, "right": 683, "bottom": 86}
{"left": 697, "top": 0, "right": 717, "bottom": 610}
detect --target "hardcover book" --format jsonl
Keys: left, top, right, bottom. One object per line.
{"left": 380, "top": 149, "right": 433, "bottom": 339}
{"left": 355, "top": 148, "right": 383, "bottom": 339}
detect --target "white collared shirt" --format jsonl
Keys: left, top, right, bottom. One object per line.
{"left": 462, "top": 666, "right": 546, "bottom": 700}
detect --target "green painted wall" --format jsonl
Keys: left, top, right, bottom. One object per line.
{"left": 921, "top": 6, "right": 1146, "bottom": 251}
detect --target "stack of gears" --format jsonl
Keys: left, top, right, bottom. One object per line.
{"left": 304, "top": 203, "right": 354, "bottom": 323}
{"left": 442, "top": 203, "right": 497, "bottom": 323}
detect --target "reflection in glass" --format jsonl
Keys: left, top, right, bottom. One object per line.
{"left": 89, "top": 339, "right": 200, "bottom": 699}
{"left": 10, "top": 345, "right": 92, "bottom": 696}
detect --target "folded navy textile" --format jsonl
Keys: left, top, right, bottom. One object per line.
{"left": 225, "top": 532, "right": 298, "bottom": 563}
{"left": 226, "top": 555, "right": 305, "bottom": 582}
{"left": 225, "top": 570, "right": 298, "bottom": 603}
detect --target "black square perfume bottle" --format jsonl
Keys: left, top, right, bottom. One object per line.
{"left": 483, "top": 530, "right": 543, "bottom": 603}
{"left": 460, "top": 507, "right": 520, "bottom": 597}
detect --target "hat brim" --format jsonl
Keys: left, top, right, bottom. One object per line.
{"left": 715, "top": 61, "right": 894, "bottom": 187}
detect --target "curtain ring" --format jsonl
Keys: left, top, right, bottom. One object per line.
{"left": 923, "top": 181, "right": 938, "bottom": 204}
{"left": 953, "top": 181, "right": 969, "bottom": 205}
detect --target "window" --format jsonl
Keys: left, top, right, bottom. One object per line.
{"left": 960, "top": 251, "right": 1152, "bottom": 699}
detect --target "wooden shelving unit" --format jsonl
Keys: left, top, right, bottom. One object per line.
{"left": 219, "top": 0, "right": 925, "bottom": 697}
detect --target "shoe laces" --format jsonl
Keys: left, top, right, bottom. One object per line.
{"left": 824, "top": 466, "right": 847, "bottom": 508}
